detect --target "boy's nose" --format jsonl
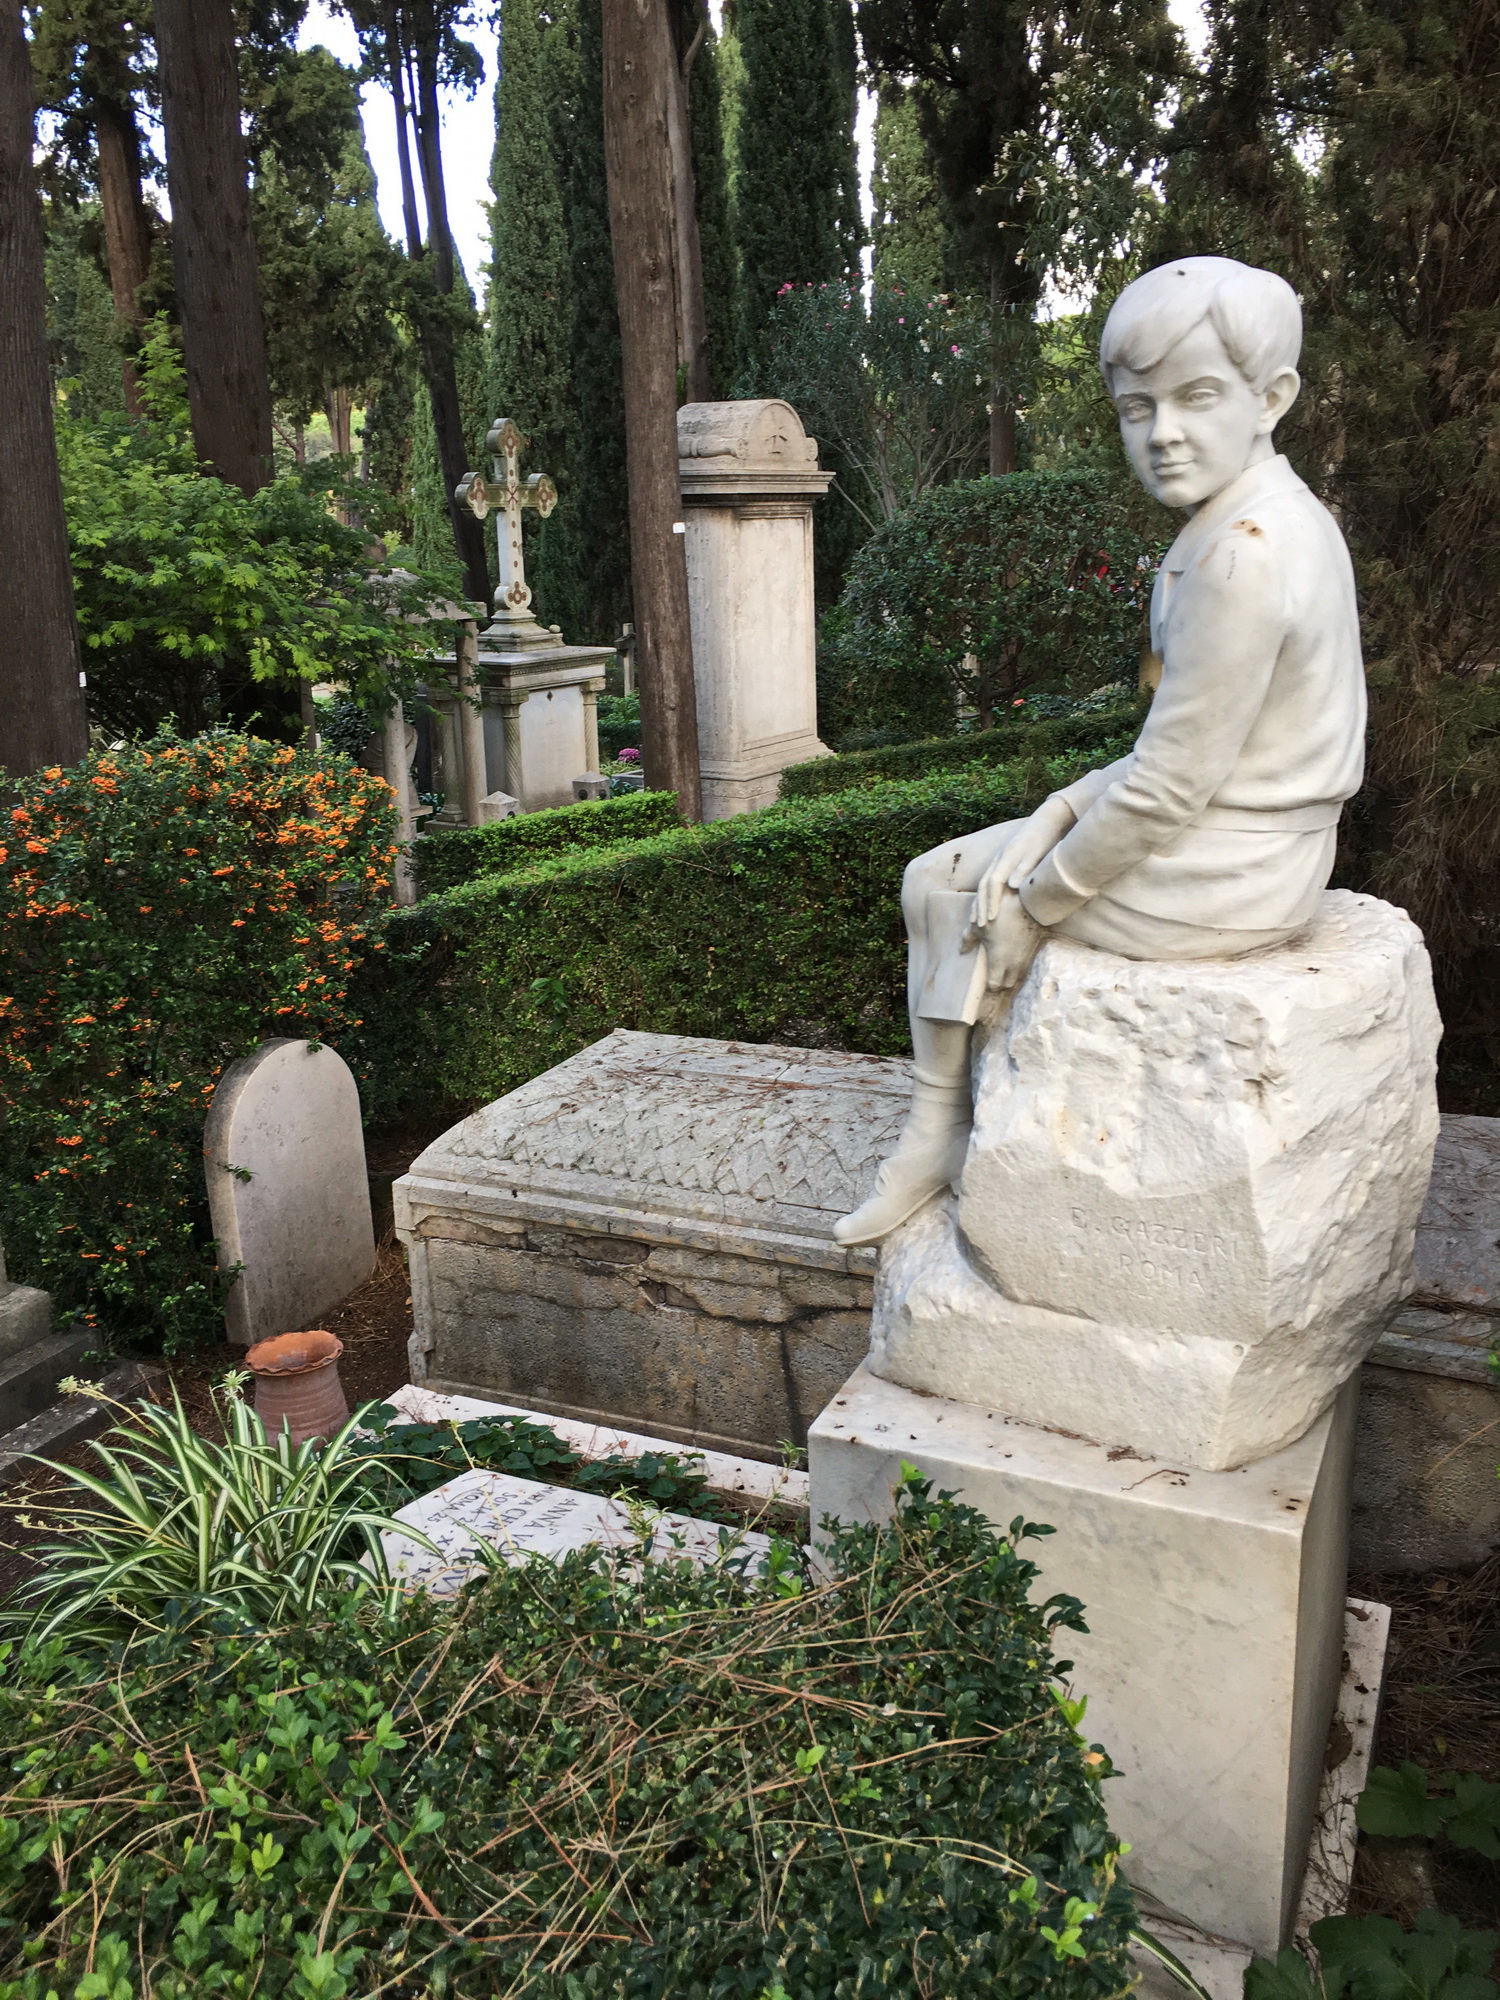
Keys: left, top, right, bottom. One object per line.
{"left": 1149, "top": 402, "right": 1186, "bottom": 447}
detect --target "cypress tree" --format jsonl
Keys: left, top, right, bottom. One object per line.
{"left": 488, "top": 0, "right": 581, "bottom": 636}
{"left": 732, "top": 0, "right": 860, "bottom": 387}
{"left": 567, "top": 0, "right": 630, "bottom": 644}
{"left": 410, "top": 256, "right": 488, "bottom": 592}
{"left": 685, "top": 13, "right": 735, "bottom": 397}
{"left": 871, "top": 82, "right": 944, "bottom": 291}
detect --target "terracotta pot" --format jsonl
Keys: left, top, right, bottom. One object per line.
{"left": 246, "top": 1329, "right": 349, "bottom": 1450}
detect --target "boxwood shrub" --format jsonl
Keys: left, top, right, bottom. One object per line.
{"left": 780, "top": 702, "right": 1142, "bottom": 802}
{"left": 415, "top": 787, "right": 681, "bottom": 895}
{"left": 348, "top": 745, "right": 1117, "bottom": 1123}
{"left": 0, "top": 1476, "right": 1138, "bottom": 1999}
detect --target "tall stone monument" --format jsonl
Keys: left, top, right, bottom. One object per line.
{"left": 677, "top": 400, "right": 833, "bottom": 817}
{"left": 424, "top": 420, "right": 614, "bottom": 816}
{"left": 808, "top": 258, "right": 1442, "bottom": 1955}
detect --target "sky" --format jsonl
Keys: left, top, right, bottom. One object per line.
{"left": 297, "top": 0, "right": 1212, "bottom": 297}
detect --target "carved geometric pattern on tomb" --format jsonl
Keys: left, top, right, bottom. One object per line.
{"left": 435, "top": 1031, "right": 911, "bottom": 1215}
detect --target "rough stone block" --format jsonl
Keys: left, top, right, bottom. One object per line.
{"left": 395, "top": 1032, "right": 908, "bottom": 1456}
{"left": 205, "top": 1039, "right": 376, "bottom": 1347}
{"left": 0, "top": 1282, "right": 52, "bottom": 1363}
{"left": 871, "top": 893, "right": 1440, "bottom": 1468}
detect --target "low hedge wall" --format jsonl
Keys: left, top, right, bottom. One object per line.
{"left": 350, "top": 744, "right": 1116, "bottom": 1123}
{"left": 780, "top": 702, "right": 1142, "bottom": 801}
{"left": 413, "top": 787, "right": 681, "bottom": 894}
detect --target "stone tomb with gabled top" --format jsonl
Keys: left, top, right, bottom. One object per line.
{"left": 393, "top": 1032, "right": 908, "bottom": 1459}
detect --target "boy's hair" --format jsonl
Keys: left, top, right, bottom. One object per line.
{"left": 1100, "top": 257, "right": 1302, "bottom": 393}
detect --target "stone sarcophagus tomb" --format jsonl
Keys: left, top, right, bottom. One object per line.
{"left": 394, "top": 1033, "right": 907, "bottom": 1457}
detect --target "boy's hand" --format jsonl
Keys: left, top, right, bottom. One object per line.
{"left": 971, "top": 793, "right": 1077, "bottom": 930}
{"left": 970, "top": 890, "right": 1045, "bottom": 992}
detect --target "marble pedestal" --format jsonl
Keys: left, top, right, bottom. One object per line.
{"left": 423, "top": 627, "right": 615, "bottom": 818}
{"left": 809, "top": 1364, "right": 1358, "bottom": 1958}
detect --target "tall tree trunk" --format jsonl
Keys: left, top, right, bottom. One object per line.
{"left": 93, "top": 85, "right": 152, "bottom": 416}
{"left": 0, "top": 0, "right": 87, "bottom": 774}
{"left": 667, "top": 6, "right": 710, "bottom": 402}
{"left": 386, "top": 29, "right": 423, "bottom": 258}
{"left": 401, "top": 16, "right": 490, "bottom": 610}
{"left": 988, "top": 265, "right": 1017, "bottom": 476}
{"left": 154, "top": 0, "right": 274, "bottom": 494}
{"left": 602, "top": 0, "right": 701, "bottom": 817}
{"left": 326, "top": 387, "right": 353, "bottom": 457}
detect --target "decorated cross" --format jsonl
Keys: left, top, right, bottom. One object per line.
{"left": 454, "top": 418, "right": 558, "bottom": 616}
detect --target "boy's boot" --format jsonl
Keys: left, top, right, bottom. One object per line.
{"left": 831, "top": 1070, "right": 971, "bottom": 1248}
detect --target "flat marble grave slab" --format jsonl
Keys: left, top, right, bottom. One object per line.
{"left": 382, "top": 1382, "right": 809, "bottom": 1511}
{"left": 382, "top": 1466, "right": 773, "bottom": 1598}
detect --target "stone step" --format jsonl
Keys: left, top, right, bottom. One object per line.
{"left": 0, "top": 1329, "right": 96, "bottom": 1433}
{"left": 0, "top": 1282, "right": 53, "bottom": 1364}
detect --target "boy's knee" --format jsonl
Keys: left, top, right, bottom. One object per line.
{"left": 901, "top": 850, "right": 947, "bottom": 923}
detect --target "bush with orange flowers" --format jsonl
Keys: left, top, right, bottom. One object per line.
{"left": 0, "top": 733, "right": 398, "bottom": 1352}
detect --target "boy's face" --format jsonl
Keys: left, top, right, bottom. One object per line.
{"left": 1111, "top": 318, "right": 1298, "bottom": 511}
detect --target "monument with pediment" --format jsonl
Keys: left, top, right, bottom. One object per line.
{"left": 677, "top": 399, "right": 834, "bottom": 817}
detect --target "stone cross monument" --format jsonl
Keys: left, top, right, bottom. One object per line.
{"left": 455, "top": 417, "right": 560, "bottom": 649}
{"left": 415, "top": 418, "right": 614, "bottom": 820}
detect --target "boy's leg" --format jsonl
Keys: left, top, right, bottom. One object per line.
{"left": 834, "top": 820, "right": 1024, "bottom": 1248}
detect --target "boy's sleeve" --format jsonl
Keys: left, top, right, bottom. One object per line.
{"left": 1018, "top": 520, "right": 1287, "bottom": 926}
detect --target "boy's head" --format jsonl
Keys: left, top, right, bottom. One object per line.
{"left": 1100, "top": 257, "right": 1302, "bottom": 511}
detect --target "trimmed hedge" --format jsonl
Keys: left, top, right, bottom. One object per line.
{"left": 780, "top": 702, "right": 1143, "bottom": 801}
{"left": 349, "top": 742, "right": 1124, "bottom": 1123}
{"left": 414, "top": 786, "right": 682, "bottom": 894}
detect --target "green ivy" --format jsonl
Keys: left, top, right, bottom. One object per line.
{"left": 0, "top": 1476, "right": 1137, "bottom": 1998}
{"left": 352, "top": 1403, "right": 741, "bottom": 1524}
{"left": 414, "top": 787, "right": 680, "bottom": 895}
{"left": 1246, "top": 1912, "right": 1498, "bottom": 2000}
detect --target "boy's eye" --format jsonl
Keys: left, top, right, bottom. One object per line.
{"left": 1118, "top": 398, "right": 1151, "bottom": 421}
{"left": 1182, "top": 388, "right": 1219, "bottom": 407}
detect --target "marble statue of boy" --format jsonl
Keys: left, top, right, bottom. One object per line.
{"left": 835, "top": 255, "right": 1367, "bottom": 1247}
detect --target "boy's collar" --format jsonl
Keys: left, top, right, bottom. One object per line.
{"left": 1162, "top": 454, "right": 1304, "bottom": 574}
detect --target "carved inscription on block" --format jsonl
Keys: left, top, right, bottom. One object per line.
{"left": 1069, "top": 1207, "right": 1246, "bottom": 1297}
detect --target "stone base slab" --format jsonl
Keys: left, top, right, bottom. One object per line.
{"left": 809, "top": 1363, "right": 1358, "bottom": 1957}
{"left": 0, "top": 1282, "right": 52, "bottom": 1363}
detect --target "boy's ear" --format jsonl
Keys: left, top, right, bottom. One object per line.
{"left": 1258, "top": 366, "right": 1301, "bottom": 434}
